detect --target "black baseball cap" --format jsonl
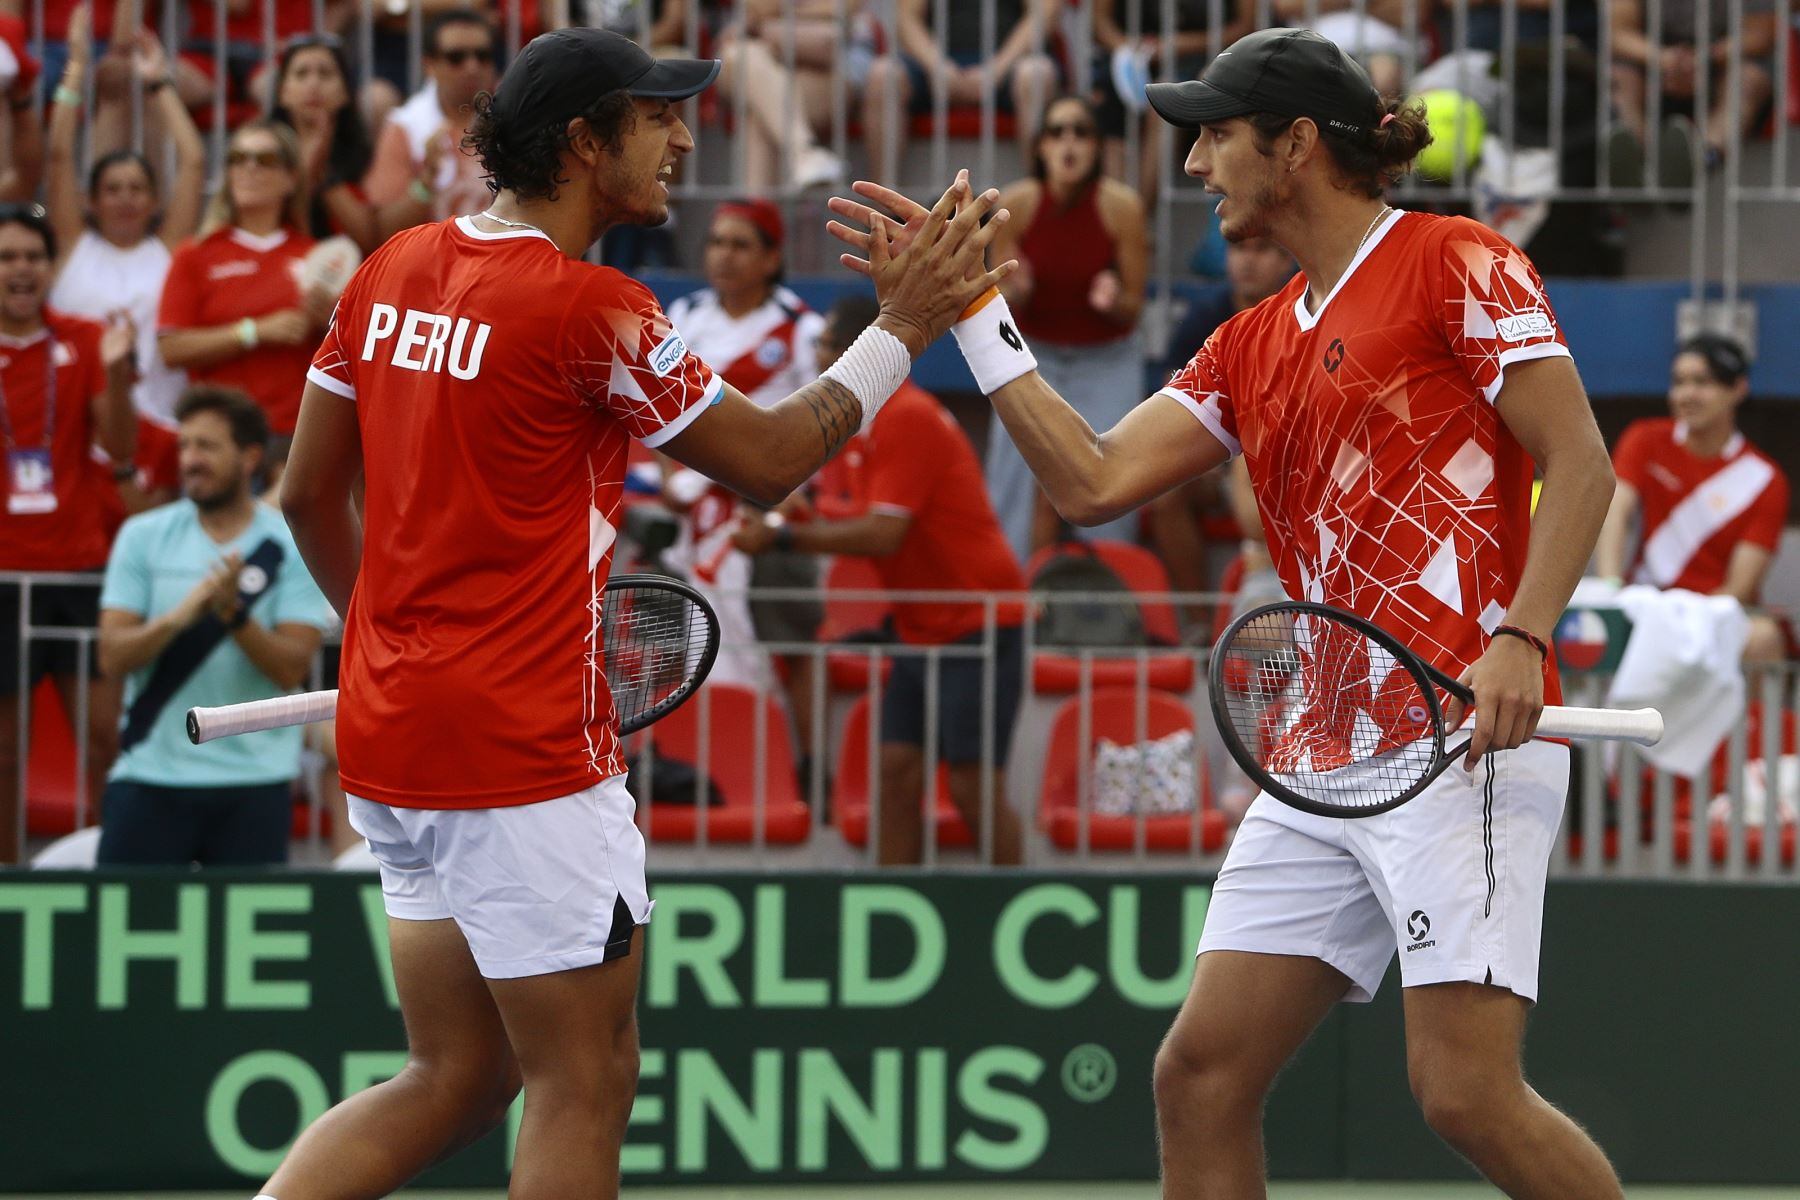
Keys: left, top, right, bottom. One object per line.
{"left": 490, "top": 28, "right": 719, "bottom": 133}
{"left": 1146, "top": 28, "right": 1381, "bottom": 141}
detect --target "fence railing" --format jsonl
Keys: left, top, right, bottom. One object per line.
{"left": 32, "top": 2, "right": 1797, "bottom": 318}
{"left": 8, "top": 570, "right": 1797, "bottom": 880}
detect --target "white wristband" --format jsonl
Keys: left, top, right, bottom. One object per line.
{"left": 951, "top": 289, "right": 1037, "bottom": 395}
{"left": 821, "top": 323, "right": 911, "bottom": 436}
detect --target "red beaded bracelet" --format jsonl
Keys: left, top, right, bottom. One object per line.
{"left": 1493, "top": 624, "right": 1549, "bottom": 663}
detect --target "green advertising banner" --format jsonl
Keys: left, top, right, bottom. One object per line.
{"left": 3, "top": 874, "right": 1339, "bottom": 1191}
{"left": 2, "top": 874, "right": 1797, "bottom": 1191}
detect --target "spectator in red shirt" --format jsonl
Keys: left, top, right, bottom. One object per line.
{"left": 736, "top": 294, "right": 1028, "bottom": 865}
{"left": 1597, "top": 335, "right": 1790, "bottom": 660}
{"left": 0, "top": 205, "right": 136, "bottom": 863}
{"left": 159, "top": 119, "right": 332, "bottom": 476}
{"left": 268, "top": 34, "right": 381, "bottom": 251}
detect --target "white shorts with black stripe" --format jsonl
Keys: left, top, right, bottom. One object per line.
{"left": 347, "top": 775, "right": 653, "bottom": 979}
{"left": 1197, "top": 741, "right": 1569, "bottom": 1003}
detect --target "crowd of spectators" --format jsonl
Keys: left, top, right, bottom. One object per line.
{"left": 0, "top": 0, "right": 1793, "bottom": 867}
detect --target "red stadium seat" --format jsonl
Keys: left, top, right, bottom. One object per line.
{"left": 1030, "top": 651, "right": 1196, "bottom": 693}
{"left": 636, "top": 684, "right": 812, "bottom": 843}
{"left": 23, "top": 677, "right": 80, "bottom": 837}
{"left": 1617, "top": 701, "right": 1798, "bottom": 837}
{"left": 291, "top": 792, "right": 333, "bottom": 841}
{"left": 1038, "top": 687, "right": 1226, "bottom": 852}
{"left": 818, "top": 555, "right": 896, "bottom": 692}
{"left": 1669, "top": 820, "right": 1797, "bottom": 869}
{"left": 831, "top": 694, "right": 974, "bottom": 849}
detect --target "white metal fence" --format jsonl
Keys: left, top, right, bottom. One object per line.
{"left": 29, "top": 2, "right": 1799, "bottom": 308}
{"left": 8, "top": 570, "right": 1797, "bottom": 880}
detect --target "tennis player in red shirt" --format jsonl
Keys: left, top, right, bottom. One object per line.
{"left": 834, "top": 27, "right": 1621, "bottom": 1200}
{"left": 273, "top": 28, "right": 1009, "bottom": 1200}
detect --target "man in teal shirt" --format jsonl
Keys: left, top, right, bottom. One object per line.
{"left": 96, "top": 387, "right": 333, "bottom": 864}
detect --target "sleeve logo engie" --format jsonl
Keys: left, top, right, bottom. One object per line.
{"left": 649, "top": 331, "right": 688, "bottom": 377}
{"left": 1495, "top": 311, "right": 1555, "bottom": 343}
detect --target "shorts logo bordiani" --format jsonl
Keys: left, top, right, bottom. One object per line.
{"left": 1405, "top": 909, "right": 1436, "bottom": 952}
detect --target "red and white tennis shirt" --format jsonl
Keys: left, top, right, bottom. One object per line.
{"left": 663, "top": 285, "right": 823, "bottom": 581}
{"left": 1163, "top": 211, "right": 1567, "bottom": 765}
{"left": 308, "top": 217, "right": 721, "bottom": 809}
{"left": 1612, "top": 417, "right": 1788, "bottom": 597}
{"left": 666, "top": 285, "right": 822, "bottom": 407}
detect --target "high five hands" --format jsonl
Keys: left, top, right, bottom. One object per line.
{"left": 825, "top": 169, "right": 1019, "bottom": 354}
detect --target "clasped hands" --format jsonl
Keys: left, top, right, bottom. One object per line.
{"left": 824, "top": 168, "right": 1020, "bottom": 354}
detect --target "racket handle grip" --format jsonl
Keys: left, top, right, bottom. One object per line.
{"left": 1537, "top": 704, "right": 1664, "bottom": 746}
{"left": 187, "top": 690, "right": 339, "bottom": 744}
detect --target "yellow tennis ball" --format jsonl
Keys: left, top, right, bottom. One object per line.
{"left": 1414, "top": 89, "right": 1485, "bottom": 181}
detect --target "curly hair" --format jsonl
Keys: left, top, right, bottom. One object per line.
{"left": 1248, "top": 98, "right": 1434, "bottom": 198}
{"left": 464, "top": 90, "right": 639, "bottom": 201}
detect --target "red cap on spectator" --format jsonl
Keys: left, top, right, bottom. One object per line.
{"left": 714, "top": 199, "right": 784, "bottom": 250}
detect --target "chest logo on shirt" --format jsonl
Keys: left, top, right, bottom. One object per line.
{"left": 1323, "top": 338, "right": 1345, "bottom": 373}
{"left": 0, "top": 343, "right": 75, "bottom": 372}
{"left": 755, "top": 337, "right": 789, "bottom": 369}
{"left": 1495, "top": 311, "right": 1554, "bottom": 342}
{"left": 209, "top": 260, "right": 261, "bottom": 282}
{"left": 361, "top": 302, "right": 492, "bottom": 380}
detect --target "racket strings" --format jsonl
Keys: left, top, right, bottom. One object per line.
{"left": 1216, "top": 609, "right": 1439, "bottom": 812}
{"left": 602, "top": 585, "right": 708, "bottom": 730}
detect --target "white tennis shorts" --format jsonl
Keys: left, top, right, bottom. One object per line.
{"left": 1198, "top": 741, "right": 1570, "bottom": 1003}
{"left": 347, "top": 775, "right": 653, "bottom": 979}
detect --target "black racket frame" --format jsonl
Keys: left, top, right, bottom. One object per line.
{"left": 606, "top": 573, "right": 721, "bottom": 734}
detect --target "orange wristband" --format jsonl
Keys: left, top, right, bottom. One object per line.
{"left": 958, "top": 286, "right": 1001, "bottom": 322}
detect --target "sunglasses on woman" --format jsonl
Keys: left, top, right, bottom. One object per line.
{"left": 1044, "top": 121, "right": 1097, "bottom": 140}
{"left": 226, "top": 149, "right": 290, "bottom": 170}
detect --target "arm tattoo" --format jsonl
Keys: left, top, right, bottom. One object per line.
{"left": 797, "top": 377, "right": 864, "bottom": 462}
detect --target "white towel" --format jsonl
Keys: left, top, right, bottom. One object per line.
{"left": 1605, "top": 586, "right": 1748, "bottom": 777}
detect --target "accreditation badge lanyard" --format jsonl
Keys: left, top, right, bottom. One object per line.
{"left": 0, "top": 334, "right": 61, "bottom": 516}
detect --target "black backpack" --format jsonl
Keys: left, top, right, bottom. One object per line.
{"left": 626, "top": 757, "right": 725, "bottom": 807}
{"left": 1031, "top": 543, "right": 1146, "bottom": 649}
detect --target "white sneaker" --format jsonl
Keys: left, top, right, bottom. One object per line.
{"left": 791, "top": 146, "right": 846, "bottom": 191}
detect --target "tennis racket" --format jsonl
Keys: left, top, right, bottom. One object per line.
{"left": 187, "top": 574, "right": 720, "bottom": 744}
{"left": 1210, "top": 601, "right": 1664, "bottom": 818}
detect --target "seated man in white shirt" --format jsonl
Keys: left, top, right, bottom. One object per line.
{"left": 362, "top": 9, "right": 501, "bottom": 238}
